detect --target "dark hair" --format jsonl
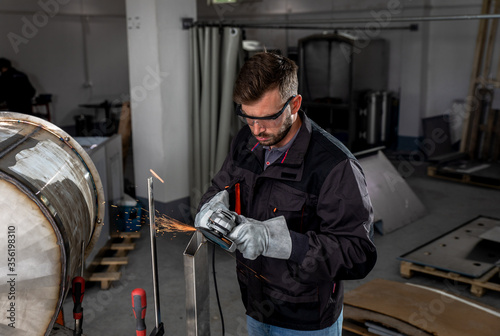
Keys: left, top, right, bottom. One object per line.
{"left": 233, "top": 52, "right": 298, "bottom": 104}
{"left": 0, "top": 58, "right": 11, "bottom": 69}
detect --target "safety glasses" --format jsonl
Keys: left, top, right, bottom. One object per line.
{"left": 236, "top": 95, "right": 296, "bottom": 128}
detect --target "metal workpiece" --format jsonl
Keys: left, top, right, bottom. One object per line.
{"left": 184, "top": 231, "right": 211, "bottom": 336}
{"left": 148, "top": 177, "right": 162, "bottom": 331}
{"left": 0, "top": 112, "right": 104, "bottom": 336}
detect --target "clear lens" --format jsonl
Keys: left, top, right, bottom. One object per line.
{"left": 237, "top": 95, "right": 295, "bottom": 128}
{"left": 239, "top": 115, "right": 283, "bottom": 128}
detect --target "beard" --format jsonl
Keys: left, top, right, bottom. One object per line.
{"left": 253, "top": 111, "right": 294, "bottom": 147}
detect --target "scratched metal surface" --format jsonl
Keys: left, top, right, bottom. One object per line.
{"left": 399, "top": 216, "right": 500, "bottom": 278}
{"left": 0, "top": 112, "right": 105, "bottom": 336}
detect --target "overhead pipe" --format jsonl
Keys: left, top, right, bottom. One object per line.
{"left": 191, "top": 22, "right": 418, "bottom": 31}
{"left": 188, "top": 13, "right": 500, "bottom": 31}
{"left": 212, "top": 13, "right": 500, "bottom": 26}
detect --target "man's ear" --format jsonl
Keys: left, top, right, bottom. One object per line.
{"left": 291, "top": 95, "right": 302, "bottom": 114}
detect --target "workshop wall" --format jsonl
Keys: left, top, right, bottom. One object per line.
{"left": 0, "top": 0, "right": 129, "bottom": 127}
{"left": 198, "top": 0, "right": 483, "bottom": 148}
{"left": 125, "top": 0, "right": 195, "bottom": 214}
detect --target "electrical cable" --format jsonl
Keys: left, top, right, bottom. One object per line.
{"left": 212, "top": 244, "right": 225, "bottom": 336}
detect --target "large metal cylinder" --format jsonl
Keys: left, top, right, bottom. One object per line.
{"left": 0, "top": 112, "right": 105, "bottom": 335}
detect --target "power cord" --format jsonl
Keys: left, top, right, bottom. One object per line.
{"left": 212, "top": 244, "right": 225, "bottom": 336}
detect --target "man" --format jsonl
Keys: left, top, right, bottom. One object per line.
{"left": 195, "top": 52, "right": 377, "bottom": 335}
{"left": 0, "top": 58, "right": 36, "bottom": 114}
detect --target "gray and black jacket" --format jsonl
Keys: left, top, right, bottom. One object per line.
{"left": 199, "top": 111, "right": 377, "bottom": 331}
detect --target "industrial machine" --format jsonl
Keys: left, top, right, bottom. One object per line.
{"left": 0, "top": 112, "right": 105, "bottom": 335}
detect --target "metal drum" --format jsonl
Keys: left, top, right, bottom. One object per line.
{"left": 0, "top": 112, "right": 105, "bottom": 335}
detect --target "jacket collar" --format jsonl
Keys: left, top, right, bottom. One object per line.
{"left": 245, "top": 111, "right": 311, "bottom": 180}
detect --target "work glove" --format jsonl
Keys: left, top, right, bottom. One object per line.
{"left": 194, "top": 190, "right": 231, "bottom": 230}
{"left": 228, "top": 215, "right": 292, "bottom": 260}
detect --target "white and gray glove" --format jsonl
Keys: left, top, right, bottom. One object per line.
{"left": 227, "top": 215, "right": 292, "bottom": 260}
{"left": 194, "top": 190, "right": 231, "bottom": 230}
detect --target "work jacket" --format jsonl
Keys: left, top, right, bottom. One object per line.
{"left": 199, "top": 112, "right": 377, "bottom": 330}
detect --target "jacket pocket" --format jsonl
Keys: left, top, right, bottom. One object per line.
{"left": 269, "top": 183, "right": 306, "bottom": 232}
{"left": 262, "top": 258, "right": 319, "bottom": 303}
{"left": 262, "top": 286, "right": 318, "bottom": 304}
{"left": 215, "top": 176, "right": 249, "bottom": 215}
{"left": 261, "top": 282, "right": 321, "bottom": 324}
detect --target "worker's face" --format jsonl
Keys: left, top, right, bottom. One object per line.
{"left": 241, "top": 89, "right": 298, "bottom": 147}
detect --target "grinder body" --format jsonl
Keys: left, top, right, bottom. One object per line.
{"left": 199, "top": 209, "right": 238, "bottom": 252}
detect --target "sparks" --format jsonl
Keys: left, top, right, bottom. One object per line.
{"left": 150, "top": 169, "right": 165, "bottom": 183}
{"left": 156, "top": 214, "right": 196, "bottom": 233}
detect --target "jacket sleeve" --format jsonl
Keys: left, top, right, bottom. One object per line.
{"left": 290, "top": 158, "right": 377, "bottom": 281}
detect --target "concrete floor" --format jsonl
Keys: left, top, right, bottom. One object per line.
{"left": 62, "top": 160, "right": 500, "bottom": 336}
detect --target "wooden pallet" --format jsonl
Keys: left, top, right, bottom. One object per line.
{"left": 427, "top": 165, "right": 500, "bottom": 190}
{"left": 88, "top": 231, "right": 140, "bottom": 289}
{"left": 400, "top": 260, "right": 500, "bottom": 297}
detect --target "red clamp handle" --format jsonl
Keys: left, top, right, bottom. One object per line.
{"left": 72, "top": 276, "right": 85, "bottom": 320}
{"left": 131, "top": 288, "right": 147, "bottom": 336}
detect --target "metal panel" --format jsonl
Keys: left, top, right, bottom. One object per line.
{"left": 184, "top": 231, "right": 211, "bottom": 336}
{"left": 357, "top": 150, "right": 427, "bottom": 234}
{"left": 399, "top": 216, "right": 500, "bottom": 278}
{"left": 480, "top": 226, "right": 500, "bottom": 243}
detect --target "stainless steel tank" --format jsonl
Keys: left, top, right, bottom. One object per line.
{"left": 0, "top": 112, "right": 105, "bottom": 335}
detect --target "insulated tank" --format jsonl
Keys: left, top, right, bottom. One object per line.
{"left": 0, "top": 112, "right": 104, "bottom": 335}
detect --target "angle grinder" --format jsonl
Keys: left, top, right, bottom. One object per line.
{"left": 198, "top": 209, "right": 239, "bottom": 252}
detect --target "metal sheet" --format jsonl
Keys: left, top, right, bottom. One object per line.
{"left": 479, "top": 226, "right": 500, "bottom": 243}
{"left": 399, "top": 216, "right": 500, "bottom": 277}
{"left": 358, "top": 150, "right": 427, "bottom": 234}
{"left": 183, "top": 231, "right": 211, "bottom": 336}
